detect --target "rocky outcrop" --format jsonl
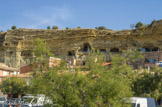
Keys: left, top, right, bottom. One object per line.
{"left": 0, "top": 19, "right": 162, "bottom": 68}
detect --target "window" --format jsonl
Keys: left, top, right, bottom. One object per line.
{"left": 83, "top": 61, "right": 86, "bottom": 66}
{"left": 145, "top": 59, "right": 156, "bottom": 63}
{"left": 10, "top": 51, "right": 13, "bottom": 55}
{"left": 137, "top": 104, "right": 140, "bottom": 107}
{"left": 54, "top": 52, "right": 59, "bottom": 56}
{"left": 21, "top": 51, "right": 31, "bottom": 56}
{"left": 152, "top": 47, "right": 159, "bottom": 51}
{"left": 68, "top": 51, "right": 75, "bottom": 56}
{"left": 4, "top": 43, "right": 8, "bottom": 46}
{"left": 100, "top": 49, "right": 106, "bottom": 53}
{"left": 110, "top": 48, "right": 119, "bottom": 52}
{"left": 140, "top": 48, "right": 151, "bottom": 52}
{"left": 83, "top": 43, "right": 91, "bottom": 52}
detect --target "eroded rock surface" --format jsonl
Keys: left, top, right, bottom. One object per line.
{"left": 0, "top": 20, "right": 162, "bottom": 68}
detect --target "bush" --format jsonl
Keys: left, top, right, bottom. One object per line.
{"left": 47, "top": 26, "right": 51, "bottom": 29}
{"left": 95, "top": 26, "right": 106, "bottom": 30}
{"left": 77, "top": 26, "right": 81, "bottom": 29}
{"left": 52, "top": 25, "right": 59, "bottom": 29}
{"left": 30, "top": 52, "right": 133, "bottom": 106}
{"left": 135, "top": 22, "right": 143, "bottom": 29}
{"left": 66, "top": 27, "right": 69, "bottom": 30}
{"left": 0, "top": 77, "right": 29, "bottom": 95}
{"left": 11, "top": 25, "right": 16, "bottom": 30}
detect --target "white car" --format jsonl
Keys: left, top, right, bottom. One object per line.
{"left": 155, "top": 61, "right": 162, "bottom": 67}
{"left": 0, "top": 96, "right": 7, "bottom": 106}
{"left": 125, "top": 97, "right": 156, "bottom": 107}
{"left": 20, "top": 95, "right": 53, "bottom": 107}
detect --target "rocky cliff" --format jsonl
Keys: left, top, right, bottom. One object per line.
{"left": 0, "top": 19, "right": 162, "bottom": 68}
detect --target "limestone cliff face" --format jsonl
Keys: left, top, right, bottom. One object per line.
{"left": 0, "top": 19, "right": 162, "bottom": 68}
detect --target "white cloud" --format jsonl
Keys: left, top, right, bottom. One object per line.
{"left": 21, "top": 5, "right": 72, "bottom": 29}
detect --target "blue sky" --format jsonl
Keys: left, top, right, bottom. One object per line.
{"left": 0, "top": 0, "right": 162, "bottom": 31}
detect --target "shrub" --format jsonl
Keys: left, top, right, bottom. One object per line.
{"left": 47, "top": 26, "right": 51, "bottom": 29}
{"left": 95, "top": 26, "right": 106, "bottom": 30}
{"left": 135, "top": 22, "right": 143, "bottom": 29}
{"left": 52, "top": 25, "right": 59, "bottom": 29}
{"left": 11, "top": 25, "right": 16, "bottom": 30}
{"left": 0, "top": 77, "right": 29, "bottom": 95}
{"left": 66, "top": 27, "right": 69, "bottom": 29}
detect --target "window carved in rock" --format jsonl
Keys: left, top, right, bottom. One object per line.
{"left": 21, "top": 51, "right": 31, "bottom": 57}
{"left": 83, "top": 43, "right": 91, "bottom": 52}
{"left": 68, "top": 51, "right": 75, "bottom": 56}
{"left": 110, "top": 48, "right": 119, "bottom": 52}
{"left": 100, "top": 49, "right": 106, "bottom": 53}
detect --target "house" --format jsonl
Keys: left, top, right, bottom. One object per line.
{"left": 20, "top": 57, "right": 61, "bottom": 74}
{"left": 0, "top": 63, "right": 18, "bottom": 82}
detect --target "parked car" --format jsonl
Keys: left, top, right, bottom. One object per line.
{"left": 4, "top": 98, "right": 21, "bottom": 107}
{"left": 155, "top": 61, "right": 162, "bottom": 67}
{"left": 20, "top": 95, "right": 48, "bottom": 107}
{"left": 125, "top": 97, "right": 156, "bottom": 107}
{"left": 0, "top": 96, "right": 7, "bottom": 107}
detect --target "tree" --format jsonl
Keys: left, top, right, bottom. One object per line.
{"left": 135, "top": 22, "right": 143, "bottom": 29}
{"left": 11, "top": 25, "right": 16, "bottom": 30}
{"left": 77, "top": 26, "right": 81, "bottom": 29}
{"left": 47, "top": 26, "right": 51, "bottom": 29}
{"left": 132, "top": 67, "right": 162, "bottom": 101}
{"left": 95, "top": 26, "right": 106, "bottom": 30}
{"left": 52, "top": 25, "right": 59, "bottom": 29}
{"left": 66, "top": 27, "right": 69, "bottom": 30}
{"left": 32, "top": 38, "right": 53, "bottom": 61}
{"left": 0, "top": 77, "right": 29, "bottom": 97}
{"left": 30, "top": 50, "right": 133, "bottom": 106}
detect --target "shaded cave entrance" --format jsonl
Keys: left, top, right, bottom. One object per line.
{"left": 110, "top": 48, "right": 119, "bottom": 52}
{"left": 83, "top": 43, "right": 91, "bottom": 52}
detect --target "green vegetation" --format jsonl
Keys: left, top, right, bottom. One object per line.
{"left": 11, "top": 25, "right": 16, "bottom": 30}
{"left": 32, "top": 38, "right": 53, "bottom": 60}
{"left": 47, "top": 26, "right": 51, "bottom": 29}
{"left": 0, "top": 77, "right": 28, "bottom": 95}
{"left": 77, "top": 26, "right": 81, "bottom": 29}
{"left": 28, "top": 40, "right": 162, "bottom": 106}
{"left": 30, "top": 51, "right": 133, "bottom": 106}
{"left": 52, "top": 25, "right": 59, "bottom": 29}
{"left": 95, "top": 26, "right": 106, "bottom": 30}
{"left": 1, "top": 39, "right": 161, "bottom": 106}
{"left": 135, "top": 22, "right": 143, "bottom": 29}
{"left": 66, "top": 27, "right": 69, "bottom": 29}
{"left": 133, "top": 67, "right": 162, "bottom": 101}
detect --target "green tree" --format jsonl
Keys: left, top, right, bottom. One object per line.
{"left": 77, "top": 26, "right": 81, "bottom": 29}
{"left": 30, "top": 50, "right": 133, "bottom": 106}
{"left": 52, "top": 25, "right": 59, "bottom": 29}
{"left": 0, "top": 77, "right": 29, "bottom": 95}
{"left": 32, "top": 38, "right": 53, "bottom": 60}
{"left": 133, "top": 67, "right": 162, "bottom": 101}
{"left": 47, "top": 26, "right": 51, "bottom": 29}
{"left": 135, "top": 22, "right": 143, "bottom": 29}
{"left": 65, "top": 27, "right": 69, "bottom": 30}
{"left": 11, "top": 25, "right": 16, "bottom": 30}
{"left": 95, "top": 26, "right": 106, "bottom": 30}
